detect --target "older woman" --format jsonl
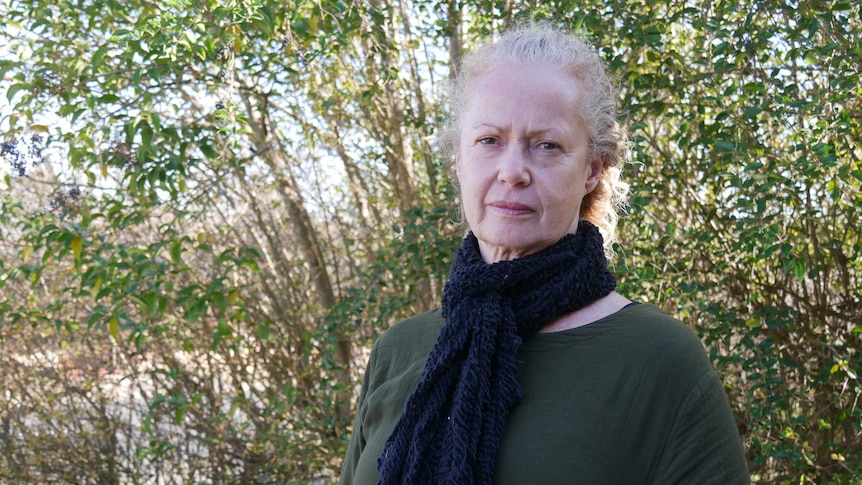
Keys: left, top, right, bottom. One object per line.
{"left": 340, "top": 23, "right": 748, "bottom": 484}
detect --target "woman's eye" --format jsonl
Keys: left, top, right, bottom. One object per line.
{"left": 477, "top": 137, "right": 497, "bottom": 145}
{"left": 537, "top": 142, "right": 559, "bottom": 150}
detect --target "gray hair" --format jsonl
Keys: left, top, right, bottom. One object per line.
{"left": 441, "top": 22, "right": 629, "bottom": 248}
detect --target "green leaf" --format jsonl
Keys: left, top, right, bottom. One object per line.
{"left": 211, "top": 291, "right": 227, "bottom": 311}
{"left": 170, "top": 241, "right": 183, "bottom": 264}
{"left": 71, "top": 235, "right": 83, "bottom": 264}
{"left": 254, "top": 322, "right": 270, "bottom": 341}
{"left": 98, "top": 94, "right": 121, "bottom": 104}
{"left": 743, "top": 106, "right": 762, "bottom": 118}
{"left": 0, "top": 60, "right": 18, "bottom": 82}
{"left": 108, "top": 315, "right": 119, "bottom": 340}
{"left": 140, "top": 120, "right": 153, "bottom": 148}
{"left": 199, "top": 143, "right": 217, "bottom": 159}
{"left": 6, "top": 83, "right": 29, "bottom": 102}
{"left": 92, "top": 45, "right": 109, "bottom": 68}
{"left": 216, "top": 319, "right": 232, "bottom": 336}
{"left": 794, "top": 260, "right": 806, "bottom": 281}
{"left": 174, "top": 406, "right": 186, "bottom": 425}
{"left": 714, "top": 141, "right": 735, "bottom": 153}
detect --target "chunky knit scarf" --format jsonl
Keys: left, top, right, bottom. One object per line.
{"left": 377, "top": 220, "right": 616, "bottom": 484}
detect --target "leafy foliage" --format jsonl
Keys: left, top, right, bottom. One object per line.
{"left": 0, "top": 0, "right": 860, "bottom": 483}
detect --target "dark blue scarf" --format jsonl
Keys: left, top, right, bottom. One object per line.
{"left": 377, "top": 220, "right": 616, "bottom": 484}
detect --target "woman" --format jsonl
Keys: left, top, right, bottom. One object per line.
{"left": 340, "top": 22, "right": 749, "bottom": 484}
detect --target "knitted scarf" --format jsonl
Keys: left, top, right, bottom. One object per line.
{"left": 377, "top": 220, "right": 616, "bottom": 484}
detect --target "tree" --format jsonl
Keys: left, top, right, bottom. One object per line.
{"left": 1, "top": 0, "right": 457, "bottom": 481}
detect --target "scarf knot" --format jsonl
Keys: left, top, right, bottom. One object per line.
{"left": 378, "top": 220, "right": 615, "bottom": 484}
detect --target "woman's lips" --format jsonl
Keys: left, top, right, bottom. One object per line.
{"left": 488, "top": 201, "right": 533, "bottom": 216}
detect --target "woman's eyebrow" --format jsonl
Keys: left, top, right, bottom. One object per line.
{"left": 471, "top": 123, "right": 504, "bottom": 130}
{"left": 470, "top": 123, "right": 561, "bottom": 137}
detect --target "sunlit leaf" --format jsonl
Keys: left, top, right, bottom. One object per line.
{"left": 108, "top": 315, "right": 119, "bottom": 340}
{"left": 71, "top": 235, "right": 83, "bottom": 264}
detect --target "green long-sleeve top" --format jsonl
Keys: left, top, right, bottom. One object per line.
{"left": 340, "top": 303, "right": 749, "bottom": 484}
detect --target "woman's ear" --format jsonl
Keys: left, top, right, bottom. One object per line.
{"left": 585, "top": 158, "right": 604, "bottom": 194}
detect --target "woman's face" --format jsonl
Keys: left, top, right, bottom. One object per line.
{"left": 456, "top": 63, "right": 603, "bottom": 264}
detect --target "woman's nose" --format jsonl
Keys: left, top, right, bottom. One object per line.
{"left": 496, "top": 145, "right": 531, "bottom": 186}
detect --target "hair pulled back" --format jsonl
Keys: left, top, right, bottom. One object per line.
{"left": 442, "top": 22, "right": 629, "bottom": 248}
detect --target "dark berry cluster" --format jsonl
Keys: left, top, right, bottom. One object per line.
{"left": 294, "top": 45, "right": 307, "bottom": 63}
{"left": 0, "top": 140, "right": 16, "bottom": 156}
{"left": 49, "top": 196, "right": 66, "bottom": 209}
{"left": 48, "top": 186, "right": 83, "bottom": 214}
{"left": 1, "top": 140, "right": 24, "bottom": 175}
{"left": 103, "top": 142, "right": 135, "bottom": 170}
{"left": 32, "top": 72, "right": 65, "bottom": 97}
{"left": 1, "top": 134, "right": 44, "bottom": 177}
{"left": 216, "top": 45, "right": 230, "bottom": 60}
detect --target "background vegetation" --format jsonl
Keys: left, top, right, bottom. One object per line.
{"left": 0, "top": 0, "right": 859, "bottom": 483}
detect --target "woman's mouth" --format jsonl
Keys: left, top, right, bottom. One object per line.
{"left": 488, "top": 201, "right": 533, "bottom": 216}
